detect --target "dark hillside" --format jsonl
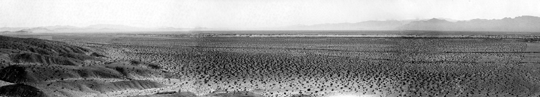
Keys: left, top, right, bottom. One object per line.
{"left": 0, "top": 35, "right": 170, "bottom": 97}
{"left": 0, "top": 84, "right": 47, "bottom": 97}
{"left": 0, "top": 35, "right": 99, "bottom": 65}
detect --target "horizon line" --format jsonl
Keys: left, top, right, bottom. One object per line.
{"left": 1, "top": 15, "right": 538, "bottom": 29}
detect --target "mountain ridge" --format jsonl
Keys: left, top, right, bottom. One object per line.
{"left": 279, "top": 15, "right": 540, "bottom": 32}
{"left": 2, "top": 16, "right": 539, "bottom": 33}
{"left": 399, "top": 16, "right": 540, "bottom": 32}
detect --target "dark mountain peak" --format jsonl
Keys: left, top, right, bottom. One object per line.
{"left": 425, "top": 18, "right": 449, "bottom": 22}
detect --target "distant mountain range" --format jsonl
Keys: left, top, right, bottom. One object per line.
{"left": 399, "top": 16, "right": 540, "bottom": 32}
{"left": 2, "top": 16, "right": 540, "bottom": 33}
{"left": 0, "top": 24, "right": 193, "bottom": 33}
{"left": 279, "top": 16, "right": 540, "bottom": 32}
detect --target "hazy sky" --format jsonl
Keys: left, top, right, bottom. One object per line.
{"left": 1, "top": 0, "right": 539, "bottom": 28}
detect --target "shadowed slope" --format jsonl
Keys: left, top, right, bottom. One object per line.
{"left": 10, "top": 53, "right": 83, "bottom": 66}
{"left": 0, "top": 84, "right": 47, "bottom": 97}
{"left": 0, "top": 35, "right": 88, "bottom": 55}
{"left": 0, "top": 35, "right": 181, "bottom": 97}
{"left": 40, "top": 80, "right": 164, "bottom": 96}
{"left": 0, "top": 35, "right": 101, "bottom": 65}
{"left": 0, "top": 64, "right": 165, "bottom": 83}
{"left": 0, "top": 65, "right": 33, "bottom": 83}
{"left": 136, "top": 92, "right": 198, "bottom": 97}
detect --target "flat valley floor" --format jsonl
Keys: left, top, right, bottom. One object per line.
{"left": 1, "top": 32, "right": 540, "bottom": 97}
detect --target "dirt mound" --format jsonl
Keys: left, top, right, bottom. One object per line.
{"left": 0, "top": 64, "right": 164, "bottom": 83}
{"left": 134, "top": 91, "right": 197, "bottom": 97}
{"left": 0, "top": 35, "right": 103, "bottom": 65}
{"left": 0, "top": 84, "right": 46, "bottom": 97}
{"left": 0, "top": 35, "right": 88, "bottom": 55}
{"left": 11, "top": 53, "right": 82, "bottom": 66}
{"left": 0, "top": 35, "right": 174, "bottom": 97}
{"left": 43, "top": 80, "right": 164, "bottom": 94}
{"left": 206, "top": 91, "right": 264, "bottom": 97}
{"left": 106, "top": 60, "right": 163, "bottom": 70}
{"left": 95, "top": 80, "right": 164, "bottom": 93}
{"left": 0, "top": 65, "right": 32, "bottom": 83}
